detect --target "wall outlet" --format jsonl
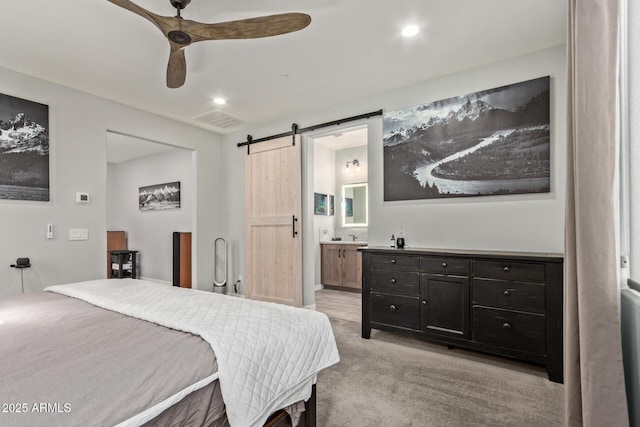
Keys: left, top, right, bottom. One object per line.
{"left": 621, "top": 255, "right": 630, "bottom": 268}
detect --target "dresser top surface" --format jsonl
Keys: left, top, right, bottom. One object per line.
{"left": 359, "top": 246, "right": 563, "bottom": 262}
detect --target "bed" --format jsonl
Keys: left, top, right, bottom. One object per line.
{"left": 0, "top": 279, "right": 339, "bottom": 426}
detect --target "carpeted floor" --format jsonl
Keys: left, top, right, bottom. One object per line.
{"left": 315, "top": 292, "right": 564, "bottom": 426}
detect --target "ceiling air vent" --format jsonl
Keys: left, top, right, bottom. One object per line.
{"left": 193, "top": 110, "right": 243, "bottom": 129}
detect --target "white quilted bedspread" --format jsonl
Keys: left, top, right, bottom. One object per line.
{"left": 46, "top": 279, "right": 340, "bottom": 427}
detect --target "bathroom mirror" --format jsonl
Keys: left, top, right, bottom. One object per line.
{"left": 342, "top": 183, "right": 368, "bottom": 227}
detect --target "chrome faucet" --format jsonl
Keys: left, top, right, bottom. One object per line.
{"left": 348, "top": 234, "right": 357, "bottom": 241}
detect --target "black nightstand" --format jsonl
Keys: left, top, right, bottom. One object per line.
{"left": 109, "top": 250, "right": 138, "bottom": 279}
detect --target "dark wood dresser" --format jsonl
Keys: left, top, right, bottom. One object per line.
{"left": 360, "top": 247, "right": 563, "bottom": 383}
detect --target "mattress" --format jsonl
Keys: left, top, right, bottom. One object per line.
{"left": 0, "top": 291, "right": 223, "bottom": 426}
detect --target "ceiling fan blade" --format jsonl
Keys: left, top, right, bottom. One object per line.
{"left": 107, "top": 0, "right": 173, "bottom": 35}
{"left": 180, "top": 13, "right": 311, "bottom": 42}
{"left": 167, "top": 44, "right": 187, "bottom": 88}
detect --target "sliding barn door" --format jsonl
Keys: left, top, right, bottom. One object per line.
{"left": 245, "top": 135, "right": 302, "bottom": 306}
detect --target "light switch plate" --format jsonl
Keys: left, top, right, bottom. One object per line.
{"left": 69, "top": 228, "right": 89, "bottom": 241}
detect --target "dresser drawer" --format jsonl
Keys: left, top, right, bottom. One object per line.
{"left": 473, "top": 278, "right": 545, "bottom": 314}
{"left": 371, "top": 254, "right": 420, "bottom": 270}
{"left": 370, "top": 292, "right": 420, "bottom": 330}
{"left": 422, "top": 256, "right": 470, "bottom": 275}
{"left": 473, "top": 259, "right": 545, "bottom": 282}
{"left": 473, "top": 307, "right": 545, "bottom": 355}
{"left": 370, "top": 269, "right": 419, "bottom": 296}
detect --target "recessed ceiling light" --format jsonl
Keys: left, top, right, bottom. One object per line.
{"left": 402, "top": 25, "right": 419, "bottom": 37}
{"left": 213, "top": 97, "right": 226, "bottom": 105}
{"left": 279, "top": 74, "right": 290, "bottom": 80}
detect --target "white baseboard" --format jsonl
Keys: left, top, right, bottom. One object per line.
{"left": 304, "top": 303, "right": 317, "bottom": 311}
{"left": 315, "top": 284, "right": 324, "bottom": 291}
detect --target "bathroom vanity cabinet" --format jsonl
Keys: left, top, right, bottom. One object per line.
{"left": 321, "top": 242, "right": 363, "bottom": 292}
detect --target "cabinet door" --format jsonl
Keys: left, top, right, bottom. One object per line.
{"left": 321, "top": 245, "right": 342, "bottom": 286}
{"left": 341, "top": 246, "right": 361, "bottom": 289}
{"left": 421, "top": 274, "right": 469, "bottom": 339}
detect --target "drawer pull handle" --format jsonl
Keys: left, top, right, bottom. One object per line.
{"left": 503, "top": 266, "right": 510, "bottom": 272}
{"left": 441, "top": 262, "right": 447, "bottom": 268}
{"left": 389, "top": 304, "right": 398, "bottom": 312}
{"left": 503, "top": 290, "right": 511, "bottom": 296}
{"left": 502, "top": 322, "right": 512, "bottom": 331}
{"left": 422, "top": 300, "right": 427, "bottom": 305}
{"left": 391, "top": 278, "right": 397, "bottom": 284}
{"left": 390, "top": 259, "right": 397, "bottom": 264}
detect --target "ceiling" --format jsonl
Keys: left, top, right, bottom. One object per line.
{"left": 106, "top": 132, "right": 179, "bottom": 164}
{"left": 315, "top": 127, "right": 367, "bottom": 151}
{"left": 0, "top": 1, "right": 566, "bottom": 135}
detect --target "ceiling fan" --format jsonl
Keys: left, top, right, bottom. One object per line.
{"left": 107, "top": 0, "right": 311, "bottom": 88}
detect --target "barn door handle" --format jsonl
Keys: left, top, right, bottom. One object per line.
{"left": 292, "top": 215, "right": 299, "bottom": 238}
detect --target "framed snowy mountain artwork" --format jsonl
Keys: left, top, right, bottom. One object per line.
{"left": 0, "top": 93, "right": 49, "bottom": 201}
{"left": 383, "top": 76, "right": 550, "bottom": 201}
{"left": 139, "top": 181, "right": 181, "bottom": 211}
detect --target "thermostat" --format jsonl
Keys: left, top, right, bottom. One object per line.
{"left": 76, "top": 192, "right": 90, "bottom": 204}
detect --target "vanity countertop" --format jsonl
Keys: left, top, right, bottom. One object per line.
{"left": 321, "top": 241, "right": 367, "bottom": 246}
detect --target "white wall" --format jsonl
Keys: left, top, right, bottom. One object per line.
{"left": 630, "top": 0, "right": 640, "bottom": 278}
{"left": 313, "top": 143, "right": 335, "bottom": 286}
{"left": 0, "top": 65, "right": 223, "bottom": 296}
{"left": 367, "top": 50, "right": 566, "bottom": 253}
{"left": 221, "top": 45, "right": 567, "bottom": 305}
{"left": 108, "top": 148, "right": 193, "bottom": 282}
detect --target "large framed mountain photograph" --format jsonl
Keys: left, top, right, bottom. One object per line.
{"left": 383, "top": 77, "right": 550, "bottom": 201}
{"left": 0, "top": 93, "right": 49, "bottom": 201}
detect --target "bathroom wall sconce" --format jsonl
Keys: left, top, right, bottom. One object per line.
{"left": 345, "top": 159, "right": 361, "bottom": 173}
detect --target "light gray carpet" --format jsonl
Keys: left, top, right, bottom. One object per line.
{"left": 316, "top": 317, "right": 563, "bottom": 426}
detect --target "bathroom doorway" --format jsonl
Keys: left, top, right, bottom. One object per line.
{"left": 311, "top": 126, "right": 368, "bottom": 320}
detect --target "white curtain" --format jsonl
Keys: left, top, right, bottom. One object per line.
{"left": 565, "top": 0, "right": 629, "bottom": 425}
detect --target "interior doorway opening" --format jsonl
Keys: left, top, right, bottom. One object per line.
{"left": 106, "top": 131, "right": 195, "bottom": 285}
{"left": 303, "top": 125, "right": 368, "bottom": 314}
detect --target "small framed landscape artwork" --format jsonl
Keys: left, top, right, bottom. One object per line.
{"left": 383, "top": 76, "right": 551, "bottom": 201}
{"left": 314, "top": 192, "right": 327, "bottom": 215}
{"left": 328, "top": 195, "right": 335, "bottom": 216}
{"left": 0, "top": 92, "right": 49, "bottom": 201}
{"left": 139, "top": 181, "right": 181, "bottom": 211}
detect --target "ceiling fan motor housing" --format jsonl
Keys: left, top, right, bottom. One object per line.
{"left": 168, "top": 31, "right": 192, "bottom": 45}
{"left": 170, "top": 0, "right": 191, "bottom": 10}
